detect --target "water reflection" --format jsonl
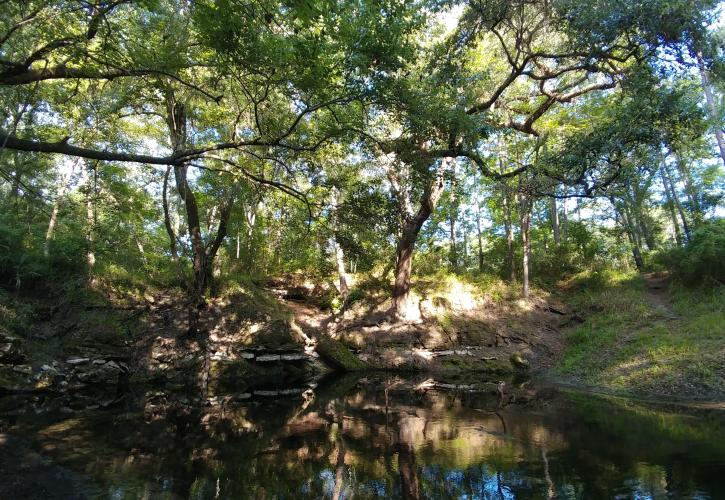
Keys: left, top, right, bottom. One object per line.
{"left": 1, "top": 374, "right": 724, "bottom": 499}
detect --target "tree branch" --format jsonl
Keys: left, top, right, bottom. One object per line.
{"left": 0, "top": 129, "right": 173, "bottom": 164}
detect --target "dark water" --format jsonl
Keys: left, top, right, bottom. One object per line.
{"left": 1, "top": 375, "right": 724, "bottom": 499}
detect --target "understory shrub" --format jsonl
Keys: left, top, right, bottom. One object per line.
{"left": 662, "top": 219, "right": 725, "bottom": 287}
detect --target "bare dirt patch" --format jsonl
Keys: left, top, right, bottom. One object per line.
{"left": 277, "top": 278, "right": 571, "bottom": 374}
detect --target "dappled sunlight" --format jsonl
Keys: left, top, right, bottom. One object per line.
{"left": 513, "top": 298, "right": 535, "bottom": 312}
{"left": 605, "top": 356, "right": 654, "bottom": 380}
{"left": 439, "top": 280, "right": 480, "bottom": 312}
{"left": 331, "top": 273, "right": 566, "bottom": 373}
{"left": 557, "top": 271, "right": 725, "bottom": 399}
{"left": 0, "top": 0, "right": 721, "bottom": 496}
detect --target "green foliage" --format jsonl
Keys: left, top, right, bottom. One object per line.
{"left": 0, "top": 0, "right": 722, "bottom": 347}
{"left": 557, "top": 270, "right": 725, "bottom": 398}
{"left": 555, "top": 0, "right": 719, "bottom": 50}
{"left": 563, "top": 269, "right": 650, "bottom": 316}
{"left": 662, "top": 219, "right": 725, "bottom": 286}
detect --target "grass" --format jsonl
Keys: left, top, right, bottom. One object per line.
{"left": 555, "top": 270, "right": 725, "bottom": 399}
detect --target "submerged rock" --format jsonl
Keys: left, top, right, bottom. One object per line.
{"left": 0, "top": 434, "right": 97, "bottom": 499}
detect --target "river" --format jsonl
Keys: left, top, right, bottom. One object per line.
{"left": 0, "top": 374, "right": 723, "bottom": 499}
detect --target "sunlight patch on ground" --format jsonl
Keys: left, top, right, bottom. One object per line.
{"left": 445, "top": 281, "right": 479, "bottom": 311}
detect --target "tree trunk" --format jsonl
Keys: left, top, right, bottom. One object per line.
{"left": 560, "top": 187, "right": 568, "bottom": 241}
{"left": 135, "top": 235, "right": 148, "bottom": 266}
{"left": 330, "top": 187, "right": 349, "bottom": 302}
{"left": 462, "top": 231, "right": 468, "bottom": 267}
{"left": 44, "top": 162, "right": 76, "bottom": 258}
{"left": 639, "top": 216, "right": 656, "bottom": 251}
{"left": 236, "top": 227, "right": 241, "bottom": 259}
{"left": 698, "top": 53, "right": 725, "bottom": 168}
{"left": 241, "top": 196, "right": 260, "bottom": 268}
{"left": 628, "top": 229, "right": 644, "bottom": 272}
{"left": 166, "top": 93, "right": 206, "bottom": 334}
{"left": 628, "top": 186, "right": 656, "bottom": 251}
{"left": 660, "top": 163, "right": 684, "bottom": 246}
{"left": 473, "top": 178, "right": 485, "bottom": 272}
{"left": 391, "top": 160, "right": 448, "bottom": 321}
{"left": 519, "top": 193, "right": 532, "bottom": 299}
{"left": 616, "top": 201, "right": 644, "bottom": 271}
{"left": 162, "top": 165, "right": 178, "bottom": 263}
{"left": 270, "top": 207, "right": 286, "bottom": 273}
{"left": 662, "top": 156, "right": 691, "bottom": 241}
{"left": 393, "top": 225, "right": 420, "bottom": 320}
{"left": 550, "top": 195, "right": 560, "bottom": 246}
{"left": 10, "top": 153, "right": 23, "bottom": 215}
{"left": 475, "top": 208, "right": 484, "bottom": 273}
{"left": 498, "top": 153, "right": 516, "bottom": 282}
{"left": 175, "top": 164, "right": 206, "bottom": 332}
{"left": 502, "top": 187, "right": 515, "bottom": 282}
{"left": 10, "top": 167, "right": 21, "bottom": 200}
{"left": 247, "top": 204, "right": 257, "bottom": 260}
{"left": 85, "top": 163, "right": 97, "bottom": 280}
{"left": 449, "top": 210, "right": 457, "bottom": 270}
{"left": 449, "top": 174, "right": 458, "bottom": 269}
{"left": 205, "top": 196, "right": 234, "bottom": 290}
{"left": 621, "top": 200, "right": 644, "bottom": 254}
{"left": 334, "top": 240, "right": 349, "bottom": 301}
{"left": 672, "top": 147, "right": 702, "bottom": 225}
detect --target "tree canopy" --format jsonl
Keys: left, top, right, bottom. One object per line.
{"left": 1, "top": 0, "right": 723, "bottom": 326}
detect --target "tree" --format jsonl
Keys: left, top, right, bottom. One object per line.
{"left": 353, "top": 0, "right": 716, "bottom": 317}
{"left": 4, "top": 1, "right": 361, "bottom": 302}
{"left": 1, "top": 0, "right": 721, "bottom": 332}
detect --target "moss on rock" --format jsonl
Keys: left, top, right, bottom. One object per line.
{"left": 439, "top": 356, "right": 514, "bottom": 376}
{"left": 315, "top": 337, "right": 367, "bottom": 371}
{"left": 510, "top": 352, "right": 530, "bottom": 371}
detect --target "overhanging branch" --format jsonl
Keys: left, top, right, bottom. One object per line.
{"left": 0, "top": 130, "right": 173, "bottom": 165}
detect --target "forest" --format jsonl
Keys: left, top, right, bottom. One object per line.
{"left": 0, "top": 1, "right": 724, "bottom": 497}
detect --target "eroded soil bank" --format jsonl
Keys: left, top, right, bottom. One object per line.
{"left": 0, "top": 275, "right": 571, "bottom": 402}
{"left": 1, "top": 272, "right": 722, "bottom": 403}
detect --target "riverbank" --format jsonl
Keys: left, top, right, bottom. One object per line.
{"left": 1, "top": 271, "right": 722, "bottom": 402}
{"left": 0, "top": 271, "right": 570, "bottom": 401}
{"left": 296, "top": 272, "right": 568, "bottom": 375}
{"left": 551, "top": 270, "right": 724, "bottom": 401}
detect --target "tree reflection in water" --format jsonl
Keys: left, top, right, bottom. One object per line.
{"left": 1, "top": 374, "right": 724, "bottom": 499}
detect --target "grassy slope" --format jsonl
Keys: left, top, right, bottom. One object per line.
{"left": 554, "top": 270, "right": 724, "bottom": 399}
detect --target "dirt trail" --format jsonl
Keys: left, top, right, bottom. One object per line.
{"left": 281, "top": 298, "right": 332, "bottom": 339}
{"left": 642, "top": 273, "right": 679, "bottom": 320}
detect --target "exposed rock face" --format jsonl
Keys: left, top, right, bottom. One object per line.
{"left": 0, "top": 278, "right": 561, "bottom": 402}
{"left": 325, "top": 278, "right": 567, "bottom": 374}
{"left": 0, "top": 285, "right": 331, "bottom": 398}
{"left": 70, "top": 359, "right": 129, "bottom": 386}
{"left": 0, "top": 333, "right": 33, "bottom": 392}
{"left": 0, "top": 334, "right": 25, "bottom": 365}
{"left": 1, "top": 355, "right": 132, "bottom": 394}
{"left": 66, "top": 358, "right": 90, "bottom": 365}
